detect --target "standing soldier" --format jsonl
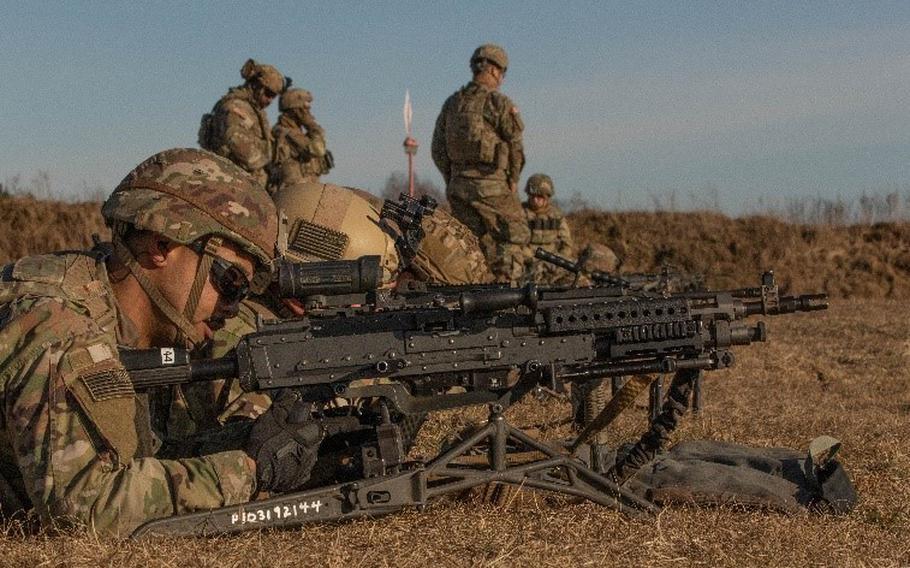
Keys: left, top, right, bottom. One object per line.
{"left": 521, "top": 173, "right": 576, "bottom": 284}
{"left": 198, "top": 58, "right": 285, "bottom": 190}
{"left": 0, "top": 149, "right": 321, "bottom": 535}
{"left": 431, "top": 44, "right": 530, "bottom": 281}
{"left": 271, "top": 88, "right": 334, "bottom": 191}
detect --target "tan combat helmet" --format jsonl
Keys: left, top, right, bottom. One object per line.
{"left": 103, "top": 148, "right": 280, "bottom": 347}
{"left": 274, "top": 182, "right": 401, "bottom": 284}
{"left": 471, "top": 44, "right": 509, "bottom": 72}
{"left": 279, "top": 88, "right": 313, "bottom": 112}
{"left": 525, "top": 173, "right": 555, "bottom": 197}
{"left": 240, "top": 58, "right": 285, "bottom": 94}
{"left": 273, "top": 182, "right": 494, "bottom": 286}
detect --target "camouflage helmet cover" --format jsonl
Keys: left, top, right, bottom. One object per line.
{"left": 279, "top": 88, "right": 313, "bottom": 112}
{"left": 241, "top": 58, "right": 285, "bottom": 94}
{"left": 471, "top": 44, "right": 509, "bottom": 71}
{"left": 102, "top": 148, "right": 279, "bottom": 289}
{"left": 525, "top": 173, "right": 554, "bottom": 197}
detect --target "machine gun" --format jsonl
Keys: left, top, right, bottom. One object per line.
{"left": 125, "top": 270, "right": 826, "bottom": 537}
{"left": 535, "top": 247, "right": 705, "bottom": 294}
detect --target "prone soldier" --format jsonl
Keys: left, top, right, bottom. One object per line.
{"left": 198, "top": 58, "right": 285, "bottom": 190}
{"left": 0, "top": 149, "right": 321, "bottom": 535}
{"left": 431, "top": 44, "right": 530, "bottom": 282}
{"left": 271, "top": 88, "right": 334, "bottom": 191}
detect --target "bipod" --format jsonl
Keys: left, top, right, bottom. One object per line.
{"left": 423, "top": 403, "right": 657, "bottom": 516}
{"left": 132, "top": 404, "right": 654, "bottom": 538}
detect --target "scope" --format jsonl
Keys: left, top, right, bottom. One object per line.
{"left": 277, "top": 255, "right": 382, "bottom": 298}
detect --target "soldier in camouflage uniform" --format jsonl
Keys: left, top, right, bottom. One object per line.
{"left": 271, "top": 89, "right": 334, "bottom": 191}
{"left": 198, "top": 59, "right": 285, "bottom": 190}
{"left": 520, "top": 174, "right": 576, "bottom": 284}
{"left": 0, "top": 149, "right": 320, "bottom": 535}
{"left": 432, "top": 44, "right": 530, "bottom": 282}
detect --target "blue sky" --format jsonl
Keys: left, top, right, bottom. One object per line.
{"left": 1, "top": 1, "right": 909, "bottom": 212}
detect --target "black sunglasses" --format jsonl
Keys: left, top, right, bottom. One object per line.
{"left": 190, "top": 240, "right": 251, "bottom": 304}
{"left": 209, "top": 255, "right": 251, "bottom": 304}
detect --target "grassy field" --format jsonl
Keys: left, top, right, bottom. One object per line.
{"left": 1, "top": 299, "right": 907, "bottom": 567}
{"left": 4, "top": 196, "right": 910, "bottom": 300}
{"left": 1, "top": 198, "right": 908, "bottom": 566}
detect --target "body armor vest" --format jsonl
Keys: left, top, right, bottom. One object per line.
{"left": 525, "top": 208, "right": 564, "bottom": 246}
{"left": 444, "top": 84, "right": 504, "bottom": 171}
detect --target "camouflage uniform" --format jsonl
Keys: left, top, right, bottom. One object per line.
{"left": 520, "top": 174, "right": 576, "bottom": 284}
{"left": 412, "top": 208, "right": 494, "bottom": 285}
{"left": 202, "top": 299, "right": 275, "bottom": 423}
{"left": 272, "top": 89, "right": 333, "bottom": 190}
{"left": 199, "top": 59, "right": 285, "bottom": 189}
{"left": 432, "top": 45, "right": 529, "bottom": 281}
{"left": 0, "top": 253, "right": 255, "bottom": 535}
{"left": 0, "top": 149, "right": 279, "bottom": 535}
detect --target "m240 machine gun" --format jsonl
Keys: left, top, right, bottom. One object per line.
{"left": 534, "top": 247, "right": 705, "bottom": 294}
{"left": 124, "top": 267, "right": 826, "bottom": 537}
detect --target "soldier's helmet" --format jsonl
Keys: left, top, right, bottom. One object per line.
{"left": 240, "top": 58, "right": 285, "bottom": 94}
{"left": 525, "top": 173, "right": 555, "bottom": 197}
{"left": 273, "top": 182, "right": 494, "bottom": 285}
{"left": 279, "top": 88, "right": 313, "bottom": 112}
{"left": 102, "top": 148, "right": 279, "bottom": 292}
{"left": 471, "top": 44, "right": 509, "bottom": 72}
{"left": 274, "top": 182, "right": 401, "bottom": 284}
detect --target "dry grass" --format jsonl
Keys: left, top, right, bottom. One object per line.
{"left": 0, "top": 196, "right": 108, "bottom": 264}
{"left": 4, "top": 197, "right": 910, "bottom": 300}
{"left": 0, "top": 299, "right": 907, "bottom": 567}
{"left": 1, "top": 199, "right": 908, "bottom": 565}
{"left": 570, "top": 210, "right": 910, "bottom": 298}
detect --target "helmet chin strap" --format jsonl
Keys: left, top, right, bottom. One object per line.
{"left": 113, "top": 236, "right": 221, "bottom": 351}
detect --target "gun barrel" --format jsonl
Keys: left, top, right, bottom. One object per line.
{"left": 779, "top": 293, "right": 829, "bottom": 313}
{"left": 277, "top": 255, "right": 382, "bottom": 298}
{"left": 743, "top": 293, "right": 828, "bottom": 316}
{"left": 534, "top": 248, "right": 629, "bottom": 287}
{"left": 533, "top": 248, "right": 578, "bottom": 272}
{"left": 120, "top": 349, "right": 237, "bottom": 390}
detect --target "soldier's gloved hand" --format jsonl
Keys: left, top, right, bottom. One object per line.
{"left": 245, "top": 395, "right": 323, "bottom": 494}
{"left": 299, "top": 110, "right": 319, "bottom": 129}
{"left": 286, "top": 128, "right": 312, "bottom": 147}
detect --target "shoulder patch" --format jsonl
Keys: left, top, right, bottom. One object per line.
{"left": 11, "top": 255, "right": 68, "bottom": 285}
{"left": 78, "top": 360, "right": 135, "bottom": 401}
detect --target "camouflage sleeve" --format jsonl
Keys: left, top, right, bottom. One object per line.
{"left": 431, "top": 102, "right": 451, "bottom": 183}
{"left": 220, "top": 100, "right": 271, "bottom": 171}
{"left": 556, "top": 215, "right": 575, "bottom": 257}
{"left": 1, "top": 301, "right": 255, "bottom": 536}
{"left": 488, "top": 93, "right": 525, "bottom": 185}
{"left": 210, "top": 300, "right": 274, "bottom": 423}
{"left": 286, "top": 125, "right": 327, "bottom": 159}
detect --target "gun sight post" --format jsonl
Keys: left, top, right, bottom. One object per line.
{"left": 380, "top": 193, "right": 438, "bottom": 261}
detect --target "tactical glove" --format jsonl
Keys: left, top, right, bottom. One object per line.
{"left": 299, "top": 111, "right": 320, "bottom": 129}
{"left": 245, "top": 394, "right": 323, "bottom": 494}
